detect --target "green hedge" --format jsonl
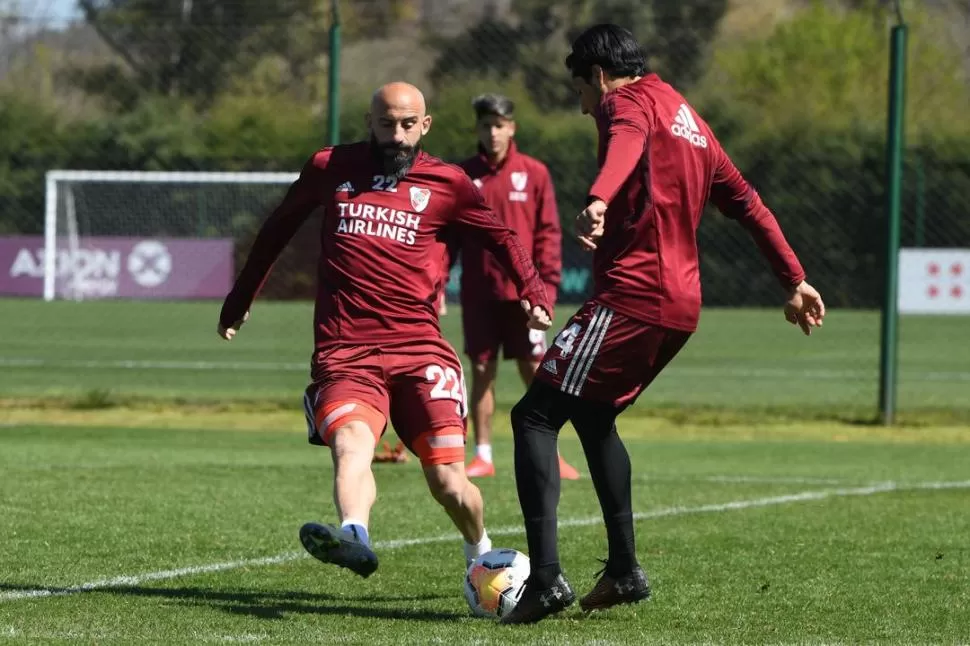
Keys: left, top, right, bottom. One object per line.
{"left": 2, "top": 87, "right": 968, "bottom": 307}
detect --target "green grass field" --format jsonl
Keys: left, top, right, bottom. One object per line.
{"left": 1, "top": 298, "right": 969, "bottom": 644}
{"left": 1, "top": 299, "right": 968, "bottom": 419}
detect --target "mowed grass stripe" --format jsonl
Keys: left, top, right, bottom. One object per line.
{"left": 3, "top": 479, "right": 968, "bottom": 604}
{"left": 3, "top": 356, "right": 969, "bottom": 384}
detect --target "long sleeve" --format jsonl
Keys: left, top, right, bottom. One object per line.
{"left": 710, "top": 143, "right": 806, "bottom": 288}
{"left": 533, "top": 166, "right": 562, "bottom": 297}
{"left": 588, "top": 93, "right": 649, "bottom": 205}
{"left": 452, "top": 174, "right": 551, "bottom": 314}
{"left": 219, "top": 155, "right": 324, "bottom": 327}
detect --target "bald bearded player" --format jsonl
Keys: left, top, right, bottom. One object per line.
{"left": 218, "top": 83, "right": 553, "bottom": 578}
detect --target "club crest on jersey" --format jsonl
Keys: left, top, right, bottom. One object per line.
{"left": 510, "top": 171, "right": 528, "bottom": 191}
{"left": 410, "top": 186, "right": 431, "bottom": 212}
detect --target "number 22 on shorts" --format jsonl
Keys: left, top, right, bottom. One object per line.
{"left": 425, "top": 364, "right": 467, "bottom": 417}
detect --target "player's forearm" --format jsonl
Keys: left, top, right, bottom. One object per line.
{"left": 485, "top": 229, "right": 549, "bottom": 308}
{"left": 534, "top": 256, "right": 561, "bottom": 289}
{"left": 711, "top": 156, "right": 805, "bottom": 286}
{"left": 219, "top": 244, "right": 279, "bottom": 325}
{"left": 737, "top": 200, "right": 806, "bottom": 287}
{"left": 219, "top": 216, "right": 301, "bottom": 325}
{"left": 587, "top": 125, "right": 647, "bottom": 205}
{"left": 533, "top": 232, "right": 562, "bottom": 287}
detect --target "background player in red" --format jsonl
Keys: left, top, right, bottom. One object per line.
{"left": 454, "top": 93, "right": 579, "bottom": 480}
{"left": 501, "top": 25, "right": 826, "bottom": 624}
{"left": 217, "top": 82, "right": 552, "bottom": 579}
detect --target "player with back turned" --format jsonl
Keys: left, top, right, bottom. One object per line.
{"left": 217, "top": 82, "right": 553, "bottom": 579}
{"left": 501, "top": 25, "right": 826, "bottom": 624}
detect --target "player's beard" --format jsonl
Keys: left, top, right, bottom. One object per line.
{"left": 370, "top": 135, "right": 421, "bottom": 180}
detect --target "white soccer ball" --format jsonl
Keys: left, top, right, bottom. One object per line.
{"left": 463, "top": 548, "right": 530, "bottom": 619}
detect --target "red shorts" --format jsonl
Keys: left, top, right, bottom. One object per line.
{"left": 534, "top": 300, "right": 691, "bottom": 409}
{"left": 303, "top": 338, "right": 468, "bottom": 466}
{"left": 462, "top": 299, "right": 547, "bottom": 364}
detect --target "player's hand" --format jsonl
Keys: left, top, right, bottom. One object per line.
{"left": 521, "top": 300, "right": 552, "bottom": 331}
{"left": 218, "top": 311, "right": 249, "bottom": 341}
{"left": 784, "top": 281, "right": 825, "bottom": 336}
{"left": 576, "top": 199, "right": 607, "bottom": 251}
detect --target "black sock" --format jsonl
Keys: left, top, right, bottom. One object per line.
{"left": 573, "top": 409, "right": 637, "bottom": 577}
{"left": 511, "top": 383, "right": 570, "bottom": 589}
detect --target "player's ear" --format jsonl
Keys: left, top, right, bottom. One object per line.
{"left": 508, "top": 119, "right": 516, "bottom": 137}
{"left": 421, "top": 114, "right": 432, "bottom": 135}
{"left": 591, "top": 64, "right": 606, "bottom": 92}
{"left": 364, "top": 112, "right": 371, "bottom": 129}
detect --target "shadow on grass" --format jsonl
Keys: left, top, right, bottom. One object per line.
{"left": 0, "top": 583, "right": 462, "bottom": 622}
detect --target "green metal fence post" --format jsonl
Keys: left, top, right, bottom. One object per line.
{"left": 878, "top": 16, "right": 908, "bottom": 426}
{"left": 328, "top": 0, "right": 342, "bottom": 146}
{"left": 915, "top": 154, "right": 925, "bottom": 247}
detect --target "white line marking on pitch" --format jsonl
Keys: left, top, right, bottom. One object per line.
{"left": 0, "top": 357, "right": 307, "bottom": 372}
{"left": 2, "top": 356, "right": 969, "bottom": 383}
{"left": 1, "top": 480, "right": 968, "bottom": 603}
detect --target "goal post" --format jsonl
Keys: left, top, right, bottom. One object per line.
{"left": 42, "top": 170, "right": 299, "bottom": 302}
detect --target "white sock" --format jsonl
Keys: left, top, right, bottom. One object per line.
{"left": 476, "top": 444, "right": 493, "bottom": 463}
{"left": 464, "top": 528, "right": 492, "bottom": 566}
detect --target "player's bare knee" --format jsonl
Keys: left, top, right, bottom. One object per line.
{"left": 329, "top": 422, "right": 376, "bottom": 461}
{"left": 424, "top": 464, "right": 469, "bottom": 507}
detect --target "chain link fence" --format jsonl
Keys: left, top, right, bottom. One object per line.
{"left": 1, "top": 0, "right": 968, "bottom": 417}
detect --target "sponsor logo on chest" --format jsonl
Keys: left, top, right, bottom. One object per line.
{"left": 335, "top": 201, "right": 424, "bottom": 246}
{"left": 332, "top": 176, "right": 433, "bottom": 246}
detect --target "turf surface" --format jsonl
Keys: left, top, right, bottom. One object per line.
{"left": 0, "top": 298, "right": 968, "bottom": 644}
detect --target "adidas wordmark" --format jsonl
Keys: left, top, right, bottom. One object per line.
{"left": 671, "top": 103, "right": 708, "bottom": 148}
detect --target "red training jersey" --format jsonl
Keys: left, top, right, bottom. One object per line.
{"left": 219, "top": 142, "right": 550, "bottom": 349}
{"left": 587, "top": 74, "right": 806, "bottom": 332}
{"left": 457, "top": 141, "right": 561, "bottom": 302}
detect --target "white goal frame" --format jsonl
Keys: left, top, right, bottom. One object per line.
{"left": 43, "top": 169, "right": 299, "bottom": 301}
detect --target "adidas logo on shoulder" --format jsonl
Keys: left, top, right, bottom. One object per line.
{"left": 671, "top": 103, "right": 708, "bottom": 148}
{"left": 335, "top": 181, "right": 354, "bottom": 193}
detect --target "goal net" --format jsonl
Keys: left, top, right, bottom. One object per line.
{"left": 41, "top": 170, "right": 310, "bottom": 302}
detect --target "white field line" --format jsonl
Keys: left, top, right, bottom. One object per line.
{"left": 2, "top": 480, "right": 968, "bottom": 604}
{"left": 2, "top": 356, "right": 969, "bottom": 382}
{"left": 0, "top": 357, "right": 307, "bottom": 372}
{"left": 634, "top": 475, "right": 854, "bottom": 486}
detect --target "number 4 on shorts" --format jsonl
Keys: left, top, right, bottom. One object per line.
{"left": 553, "top": 323, "right": 582, "bottom": 358}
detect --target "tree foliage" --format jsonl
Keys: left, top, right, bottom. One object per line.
{"left": 2, "top": 1, "right": 969, "bottom": 306}
{"left": 690, "top": 0, "right": 970, "bottom": 141}
{"left": 75, "top": 0, "right": 326, "bottom": 106}
{"left": 429, "top": 0, "right": 728, "bottom": 110}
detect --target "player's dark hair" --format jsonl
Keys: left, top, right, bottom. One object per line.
{"left": 472, "top": 93, "right": 515, "bottom": 120}
{"left": 565, "top": 24, "right": 646, "bottom": 83}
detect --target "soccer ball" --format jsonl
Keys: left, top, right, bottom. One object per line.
{"left": 463, "top": 548, "right": 530, "bottom": 619}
